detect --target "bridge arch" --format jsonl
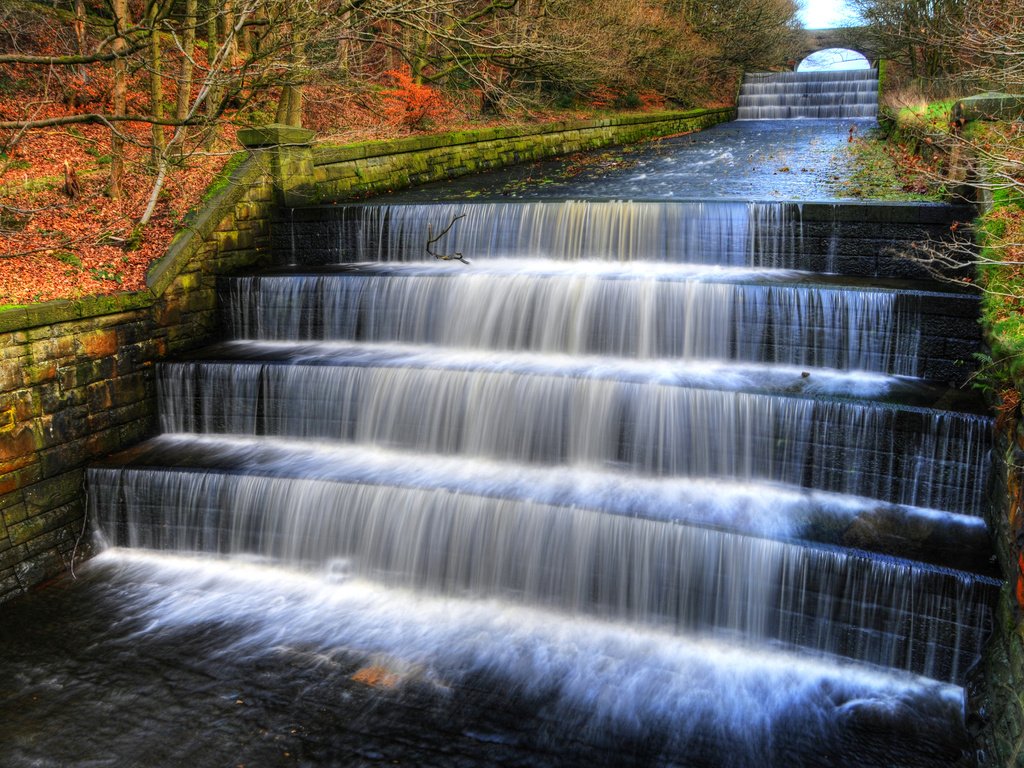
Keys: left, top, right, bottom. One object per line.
{"left": 796, "top": 27, "right": 878, "bottom": 67}
{"left": 797, "top": 48, "right": 872, "bottom": 72}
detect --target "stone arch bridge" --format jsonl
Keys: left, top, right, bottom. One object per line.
{"left": 796, "top": 27, "right": 879, "bottom": 66}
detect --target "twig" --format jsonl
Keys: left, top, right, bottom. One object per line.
{"left": 426, "top": 214, "right": 470, "bottom": 264}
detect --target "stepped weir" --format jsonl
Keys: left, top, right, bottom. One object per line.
{"left": 1, "top": 75, "right": 999, "bottom": 766}
{"left": 86, "top": 187, "right": 997, "bottom": 763}
{"left": 738, "top": 69, "right": 879, "bottom": 120}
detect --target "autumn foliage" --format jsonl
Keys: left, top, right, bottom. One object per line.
{"left": 380, "top": 68, "right": 449, "bottom": 130}
{"left": 0, "top": 0, "right": 804, "bottom": 306}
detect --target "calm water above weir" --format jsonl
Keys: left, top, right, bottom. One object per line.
{"left": 389, "top": 118, "right": 875, "bottom": 202}
{"left": 0, "top": 81, "right": 999, "bottom": 768}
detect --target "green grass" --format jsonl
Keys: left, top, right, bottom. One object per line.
{"left": 896, "top": 99, "right": 957, "bottom": 133}
{"left": 832, "top": 134, "right": 944, "bottom": 201}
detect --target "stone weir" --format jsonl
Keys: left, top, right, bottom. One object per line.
{"left": 738, "top": 68, "right": 879, "bottom": 120}
{"left": 88, "top": 195, "right": 998, "bottom": 765}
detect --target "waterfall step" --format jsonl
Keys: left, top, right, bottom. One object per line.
{"left": 273, "top": 200, "right": 974, "bottom": 281}
{"left": 744, "top": 70, "right": 880, "bottom": 84}
{"left": 738, "top": 94, "right": 879, "bottom": 108}
{"left": 221, "top": 267, "right": 979, "bottom": 381}
{"left": 156, "top": 346, "right": 992, "bottom": 515}
{"left": 88, "top": 448, "right": 1001, "bottom": 685}
{"left": 92, "top": 433, "right": 997, "bottom": 575}
{"left": 737, "top": 70, "right": 879, "bottom": 121}
{"left": 174, "top": 341, "right": 990, "bottom": 414}
{"left": 740, "top": 81, "right": 880, "bottom": 95}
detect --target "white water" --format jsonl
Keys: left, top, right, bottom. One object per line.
{"left": 89, "top": 548, "right": 969, "bottom": 737}
{"left": 738, "top": 70, "right": 879, "bottom": 121}
{"left": 88, "top": 459, "right": 993, "bottom": 684}
{"left": 226, "top": 265, "right": 922, "bottom": 374}
{"left": 306, "top": 200, "right": 804, "bottom": 266}
{"left": 156, "top": 354, "right": 990, "bottom": 513}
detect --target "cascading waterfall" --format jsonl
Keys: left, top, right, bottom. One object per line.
{"left": 82, "top": 184, "right": 995, "bottom": 760}
{"left": 224, "top": 268, "right": 924, "bottom": 375}
{"left": 286, "top": 200, "right": 801, "bottom": 266}
{"left": 88, "top": 464, "right": 991, "bottom": 684}
{"left": 738, "top": 69, "right": 879, "bottom": 120}
{"left": 154, "top": 353, "right": 989, "bottom": 513}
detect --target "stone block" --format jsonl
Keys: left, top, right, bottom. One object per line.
{"left": 953, "top": 92, "right": 1024, "bottom": 123}
{"left": 21, "top": 472, "right": 82, "bottom": 517}
{"left": 76, "top": 328, "right": 119, "bottom": 359}
{"left": 237, "top": 124, "right": 315, "bottom": 148}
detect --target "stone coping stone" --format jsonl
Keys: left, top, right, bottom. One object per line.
{"left": 313, "top": 109, "right": 735, "bottom": 166}
{"left": 954, "top": 92, "right": 1024, "bottom": 123}
{"left": 0, "top": 291, "right": 154, "bottom": 334}
{"left": 238, "top": 124, "right": 316, "bottom": 148}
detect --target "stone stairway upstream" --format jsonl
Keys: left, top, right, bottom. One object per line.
{"left": 738, "top": 69, "right": 879, "bottom": 119}
{"left": 88, "top": 197, "right": 997, "bottom": 764}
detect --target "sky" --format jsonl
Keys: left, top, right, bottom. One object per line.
{"left": 798, "top": 0, "right": 859, "bottom": 29}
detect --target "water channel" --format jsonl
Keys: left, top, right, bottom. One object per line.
{"left": 0, "top": 71, "right": 999, "bottom": 767}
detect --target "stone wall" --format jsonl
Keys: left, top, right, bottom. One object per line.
{"left": 976, "top": 409, "right": 1024, "bottom": 766}
{"left": 310, "top": 109, "right": 734, "bottom": 200}
{"left": 0, "top": 109, "right": 734, "bottom": 603}
{"left": 958, "top": 95, "right": 1024, "bottom": 766}
{"left": 0, "top": 158, "right": 276, "bottom": 602}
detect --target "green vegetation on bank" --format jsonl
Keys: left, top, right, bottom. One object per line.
{"left": 833, "top": 132, "right": 944, "bottom": 201}
{"left": 875, "top": 97, "right": 1024, "bottom": 386}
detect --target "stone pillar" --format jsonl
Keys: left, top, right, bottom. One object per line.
{"left": 237, "top": 123, "right": 317, "bottom": 207}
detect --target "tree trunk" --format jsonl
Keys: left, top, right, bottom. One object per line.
{"left": 221, "top": 0, "right": 238, "bottom": 62}
{"left": 72, "top": 0, "right": 87, "bottom": 82}
{"left": 108, "top": 0, "right": 129, "bottom": 200}
{"left": 148, "top": 1, "right": 166, "bottom": 166}
{"left": 204, "top": 0, "right": 220, "bottom": 147}
{"left": 175, "top": 0, "right": 198, "bottom": 157}
{"left": 274, "top": 18, "right": 305, "bottom": 127}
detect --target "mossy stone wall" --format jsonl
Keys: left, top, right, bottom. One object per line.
{"left": 0, "top": 159, "right": 276, "bottom": 602}
{"left": 0, "top": 109, "right": 734, "bottom": 603}
{"left": 311, "top": 110, "right": 734, "bottom": 200}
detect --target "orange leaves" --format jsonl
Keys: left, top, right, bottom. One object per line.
{"left": 587, "top": 85, "right": 619, "bottom": 111}
{"left": 379, "top": 67, "right": 448, "bottom": 130}
{"left": 587, "top": 86, "right": 667, "bottom": 112}
{"left": 638, "top": 91, "right": 666, "bottom": 111}
{"left": 351, "top": 665, "right": 401, "bottom": 689}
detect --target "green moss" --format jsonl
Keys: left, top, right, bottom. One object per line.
{"left": 831, "top": 133, "right": 944, "bottom": 201}
{"left": 200, "top": 152, "right": 248, "bottom": 204}
{"left": 896, "top": 99, "right": 957, "bottom": 134}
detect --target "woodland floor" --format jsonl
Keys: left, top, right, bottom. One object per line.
{"left": 0, "top": 88, "right": 602, "bottom": 306}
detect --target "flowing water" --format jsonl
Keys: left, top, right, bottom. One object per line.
{"left": 738, "top": 70, "right": 879, "bottom": 121}
{"left": 0, "top": 80, "right": 998, "bottom": 767}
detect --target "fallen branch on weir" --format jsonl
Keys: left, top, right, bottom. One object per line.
{"left": 426, "top": 214, "right": 470, "bottom": 264}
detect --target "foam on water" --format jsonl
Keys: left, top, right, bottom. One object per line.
{"left": 87, "top": 547, "right": 967, "bottom": 754}
{"left": 226, "top": 268, "right": 922, "bottom": 374}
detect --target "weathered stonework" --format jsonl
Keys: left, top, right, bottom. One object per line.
{"left": 0, "top": 109, "right": 735, "bottom": 603}
{"left": 954, "top": 93, "right": 1024, "bottom": 124}
{"left": 975, "top": 400, "right": 1024, "bottom": 767}
{"left": 0, "top": 157, "right": 277, "bottom": 602}
{"left": 311, "top": 109, "right": 734, "bottom": 201}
